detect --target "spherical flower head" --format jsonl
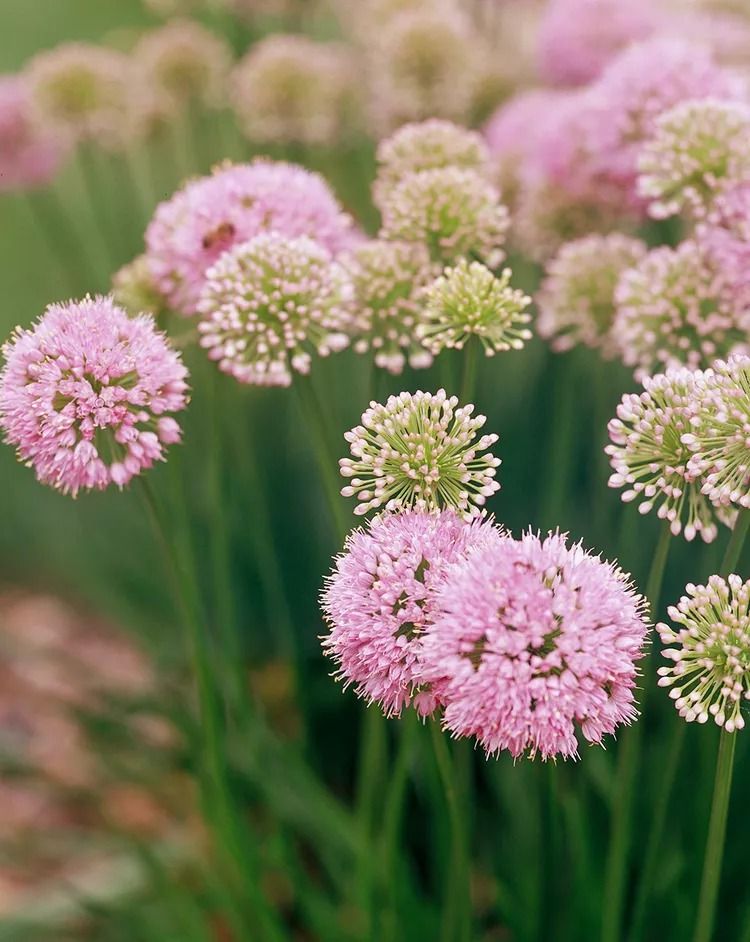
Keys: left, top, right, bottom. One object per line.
{"left": 25, "top": 43, "right": 134, "bottom": 149}
{"left": 340, "top": 389, "right": 501, "bottom": 518}
{"left": 373, "top": 119, "right": 490, "bottom": 208}
{"left": 536, "top": 234, "right": 647, "bottom": 355}
{"left": 134, "top": 20, "right": 232, "bottom": 112}
{"left": 638, "top": 98, "right": 750, "bottom": 221}
{"left": 419, "top": 261, "right": 531, "bottom": 357}
{"left": 420, "top": 531, "right": 649, "bottom": 760}
{"left": 343, "top": 239, "right": 437, "bottom": 375}
{"left": 658, "top": 574, "right": 750, "bottom": 731}
{"left": 0, "top": 75, "right": 69, "bottom": 193}
{"left": 231, "top": 35, "right": 358, "bottom": 146}
{"left": 612, "top": 239, "right": 750, "bottom": 379}
{"left": 320, "top": 510, "right": 501, "bottom": 717}
{"left": 112, "top": 255, "right": 167, "bottom": 319}
{"left": 197, "top": 233, "right": 352, "bottom": 387}
{"left": 606, "top": 368, "right": 731, "bottom": 542}
{"left": 379, "top": 167, "right": 509, "bottom": 268}
{"left": 144, "top": 160, "right": 358, "bottom": 316}
{"left": 0, "top": 296, "right": 189, "bottom": 497}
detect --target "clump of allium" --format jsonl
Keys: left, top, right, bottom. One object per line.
{"left": 112, "top": 255, "right": 167, "bottom": 318}
{"left": 134, "top": 19, "right": 232, "bottom": 113}
{"left": 0, "top": 75, "right": 69, "bottom": 192}
{"left": 25, "top": 43, "right": 134, "bottom": 149}
{"left": 606, "top": 369, "right": 729, "bottom": 542}
{"left": 197, "top": 233, "right": 352, "bottom": 387}
{"left": 419, "top": 261, "right": 532, "bottom": 357}
{"left": 320, "top": 510, "right": 501, "bottom": 717}
{"left": 231, "top": 35, "right": 357, "bottom": 146}
{"left": 373, "top": 119, "right": 490, "bottom": 207}
{"left": 658, "top": 575, "right": 750, "bottom": 731}
{"left": 343, "top": 239, "right": 437, "bottom": 374}
{"left": 536, "top": 234, "right": 647, "bottom": 354}
{"left": 612, "top": 239, "right": 750, "bottom": 379}
{"left": 638, "top": 99, "right": 750, "bottom": 221}
{"left": 420, "top": 531, "right": 649, "bottom": 759}
{"left": 378, "top": 167, "right": 509, "bottom": 268}
{"left": 340, "top": 389, "right": 501, "bottom": 518}
{"left": 0, "top": 296, "right": 188, "bottom": 496}
{"left": 144, "top": 160, "right": 358, "bottom": 316}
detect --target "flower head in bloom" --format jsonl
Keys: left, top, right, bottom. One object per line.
{"left": 231, "top": 36, "right": 357, "bottom": 146}
{"left": 379, "top": 167, "right": 509, "bottom": 268}
{"left": 25, "top": 43, "right": 133, "bottom": 149}
{"left": 658, "top": 575, "right": 750, "bottom": 731}
{"left": 606, "top": 369, "right": 729, "bottom": 542}
{"left": 373, "top": 119, "right": 490, "bottom": 207}
{"left": 420, "top": 531, "right": 649, "bottom": 759}
{"left": 419, "top": 261, "right": 531, "bottom": 356}
{"left": 612, "top": 239, "right": 750, "bottom": 379}
{"left": 144, "top": 160, "right": 358, "bottom": 316}
{"left": 340, "top": 390, "right": 500, "bottom": 518}
{"left": 343, "top": 239, "right": 436, "bottom": 374}
{"left": 112, "top": 255, "right": 167, "bottom": 319}
{"left": 198, "top": 233, "right": 352, "bottom": 387}
{"left": 536, "top": 234, "right": 647, "bottom": 355}
{"left": 321, "top": 510, "right": 501, "bottom": 717}
{"left": 0, "top": 75, "right": 68, "bottom": 192}
{"left": 638, "top": 99, "right": 750, "bottom": 221}
{"left": 0, "top": 296, "right": 188, "bottom": 496}
{"left": 134, "top": 20, "right": 232, "bottom": 113}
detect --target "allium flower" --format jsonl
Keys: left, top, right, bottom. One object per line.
{"left": 612, "top": 239, "right": 750, "bottom": 379}
{"left": 134, "top": 20, "right": 232, "bottom": 112}
{"left": 112, "top": 255, "right": 166, "bottom": 318}
{"left": 419, "top": 261, "right": 531, "bottom": 356}
{"left": 231, "top": 36, "right": 357, "bottom": 146}
{"left": 339, "top": 389, "right": 501, "bottom": 518}
{"left": 658, "top": 575, "right": 750, "bottom": 731}
{"left": 0, "top": 296, "right": 188, "bottom": 496}
{"left": 25, "top": 43, "right": 134, "bottom": 148}
{"left": 536, "top": 234, "right": 647, "bottom": 354}
{"left": 0, "top": 76, "right": 68, "bottom": 192}
{"left": 420, "top": 531, "right": 649, "bottom": 759}
{"left": 378, "top": 167, "right": 509, "bottom": 268}
{"left": 606, "top": 368, "right": 729, "bottom": 542}
{"left": 638, "top": 99, "right": 750, "bottom": 220}
{"left": 320, "top": 510, "right": 501, "bottom": 717}
{"left": 144, "top": 160, "right": 358, "bottom": 316}
{"left": 343, "top": 239, "right": 437, "bottom": 374}
{"left": 373, "top": 119, "right": 490, "bottom": 207}
{"left": 197, "top": 233, "right": 352, "bottom": 387}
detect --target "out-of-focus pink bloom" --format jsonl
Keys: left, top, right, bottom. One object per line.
{"left": 0, "top": 76, "right": 68, "bottom": 192}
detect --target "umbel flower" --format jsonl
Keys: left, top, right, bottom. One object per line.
{"left": 421, "top": 531, "right": 649, "bottom": 760}
{"left": 340, "top": 389, "right": 501, "bottom": 518}
{"left": 536, "top": 233, "right": 647, "bottom": 355}
{"left": 658, "top": 575, "right": 750, "bottom": 731}
{"left": 419, "top": 260, "right": 532, "bottom": 356}
{"left": 0, "top": 296, "right": 188, "bottom": 497}
{"left": 612, "top": 239, "right": 750, "bottom": 380}
{"left": 321, "top": 510, "right": 501, "bottom": 717}
{"left": 638, "top": 98, "right": 750, "bottom": 221}
{"left": 112, "top": 255, "right": 167, "bottom": 318}
{"left": 378, "top": 167, "right": 509, "bottom": 268}
{"left": 343, "top": 239, "right": 436, "bottom": 374}
{"left": 198, "top": 233, "right": 352, "bottom": 387}
{"left": 0, "top": 75, "right": 68, "bottom": 193}
{"left": 606, "top": 368, "right": 730, "bottom": 542}
{"left": 145, "top": 160, "right": 358, "bottom": 316}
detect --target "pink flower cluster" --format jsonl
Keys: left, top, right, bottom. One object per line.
{"left": 0, "top": 75, "right": 68, "bottom": 192}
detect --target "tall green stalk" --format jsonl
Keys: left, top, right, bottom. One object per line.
{"left": 460, "top": 340, "right": 480, "bottom": 405}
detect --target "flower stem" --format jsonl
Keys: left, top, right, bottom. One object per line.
{"left": 356, "top": 706, "right": 388, "bottom": 935}
{"left": 460, "top": 339, "right": 480, "bottom": 405}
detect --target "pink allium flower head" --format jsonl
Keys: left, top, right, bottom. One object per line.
{"left": 320, "top": 510, "right": 502, "bottom": 717}
{"left": 612, "top": 239, "right": 750, "bottom": 380}
{"left": 197, "top": 233, "right": 353, "bottom": 387}
{"left": 0, "top": 76, "right": 68, "bottom": 193}
{"left": 0, "top": 296, "right": 189, "bottom": 497}
{"left": 420, "top": 531, "right": 650, "bottom": 760}
{"left": 340, "top": 389, "right": 501, "bottom": 518}
{"left": 536, "top": 234, "right": 647, "bottom": 355}
{"left": 658, "top": 574, "right": 750, "bottom": 731}
{"left": 536, "top": 0, "right": 659, "bottom": 87}
{"left": 144, "top": 160, "right": 358, "bottom": 316}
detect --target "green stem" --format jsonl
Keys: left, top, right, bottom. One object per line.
{"left": 356, "top": 707, "right": 388, "bottom": 935}
{"left": 23, "top": 190, "right": 89, "bottom": 292}
{"left": 460, "top": 339, "right": 480, "bottom": 405}
{"left": 76, "top": 143, "right": 122, "bottom": 274}
{"left": 539, "top": 355, "right": 578, "bottom": 531}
